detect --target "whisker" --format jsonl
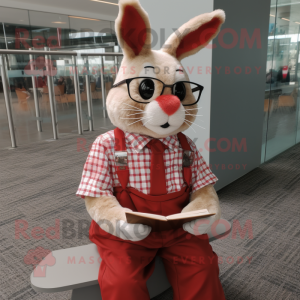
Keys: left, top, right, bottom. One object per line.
{"left": 121, "top": 109, "right": 143, "bottom": 112}
{"left": 128, "top": 118, "right": 146, "bottom": 126}
{"left": 143, "top": 118, "right": 153, "bottom": 126}
{"left": 121, "top": 116, "right": 152, "bottom": 120}
{"left": 128, "top": 120, "right": 142, "bottom": 126}
{"left": 184, "top": 119, "right": 205, "bottom": 130}
{"left": 123, "top": 103, "right": 144, "bottom": 111}
{"left": 127, "top": 116, "right": 151, "bottom": 126}
{"left": 184, "top": 120, "right": 196, "bottom": 133}
{"left": 183, "top": 118, "right": 193, "bottom": 124}
{"left": 121, "top": 117, "right": 142, "bottom": 120}
{"left": 126, "top": 112, "right": 154, "bottom": 118}
{"left": 126, "top": 112, "right": 144, "bottom": 116}
{"left": 185, "top": 115, "right": 205, "bottom": 122}
{"left": 185, "top": 107, "right": 202, "bottom": 111}
{"left": 185, "top": 114, "right": 203, "bottom": 117}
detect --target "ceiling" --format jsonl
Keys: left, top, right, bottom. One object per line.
{"left": 0, "top": 0, "right": 119, "bottom": 21}
{"left": 2, "top": 0, "right": 300, "bottom": 33}
{"left": 271, "top": 0, "right": 300, "bottom": 6}
{"left": 270, "top": 1, "right": 300, "bottom": 32}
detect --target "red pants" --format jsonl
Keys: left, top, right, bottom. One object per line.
{"left": 90, "top": 224, "right": 225, "bottom": 300}
{"left": 89, "top": 128, "right": 225, "bottom": 299}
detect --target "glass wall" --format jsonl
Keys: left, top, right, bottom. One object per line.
{"left": 0, "top": 7, "right": 116, "bottom": 51}
{"left": 262, "top": 0, "right": 300, "bottom": 162}
{"left": 78, "top": 51, "right": 121, "bottom": 131}
{"left": 0, "top": 6, "right": 120, "bottom": 149}
{"left": 0, "top": 83, "right": 12, "bottom": 149}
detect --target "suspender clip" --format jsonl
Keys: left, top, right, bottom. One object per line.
{"left": 115, "top": 151, "right": 128, "bottom": 167}
{"left": 182, "top": 150, "right": 194, "bottom": 167}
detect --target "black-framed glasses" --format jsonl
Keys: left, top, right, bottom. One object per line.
{"left": 112, "top": 77, "right": 204, "bottom": 106}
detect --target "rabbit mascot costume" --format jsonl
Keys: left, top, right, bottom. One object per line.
{"left": 77, "top": 1, "right": 226, "bottom": 299}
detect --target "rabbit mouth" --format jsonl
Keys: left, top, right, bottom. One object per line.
{"left": 161, "top": 122, "right": 170, "bottom": 129}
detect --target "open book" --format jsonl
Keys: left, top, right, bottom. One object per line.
{"left": 126, "top": 209, "right": 215, "bottom": 232}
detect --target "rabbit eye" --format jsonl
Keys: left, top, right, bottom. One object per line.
{"left": 172, "top": 82, "right": 186, "bottom": 101}
{"left": 139, "top": 79, "right": 155, "bottom": 100}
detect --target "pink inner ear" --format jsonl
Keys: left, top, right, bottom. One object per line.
{"left": 176, "top": 17, "right": 221, "bottom": 58}
{"left": 121, "top": 5, "right": 147, "bottom": 56}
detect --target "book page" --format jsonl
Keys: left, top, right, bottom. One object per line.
{"left": 126, "top": 211, "right": 167, "bottom": 221}
{"left": 126, "top": 210, "right": 215, "bottom": 232}
{"left": 166, "top": 209, "right": 210, "bottom": 220}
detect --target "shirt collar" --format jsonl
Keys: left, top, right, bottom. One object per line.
{"left": 124, "top": 132, "right": 181, "bottom": 152}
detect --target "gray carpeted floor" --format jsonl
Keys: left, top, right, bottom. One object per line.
{"left": 0, "top": 130, "right": 299, "bottom": 300}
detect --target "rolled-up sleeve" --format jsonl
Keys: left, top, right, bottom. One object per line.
{"left": 76, "top": 137, "right": 113, "bottom": 199}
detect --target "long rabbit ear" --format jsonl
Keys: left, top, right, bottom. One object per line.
{"left": 115, "top": 0, "right": 152, "bottom": 58}
{"left": 161, "top": 10, "right": 225, "bottom": 61}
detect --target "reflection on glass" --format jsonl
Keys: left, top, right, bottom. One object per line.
{"left": 79, "top": 53, "right": 118, "bottom": 132}
{"left": 0, "top": 7, "right": 117, "bottom": 52}
{"left": 49, "top": 54, "right": 79, "bottom": 135}
{"left": 0, "top": 51, "right": 119, "bottom": 148}
{"left": 3, "top": 54, "right": 54, "bottom": 146}
{"left": 69, "top": 17, "right": 115, "bottom": 49}
{"left": 262, "top": 0, "right": 300, "bottom": 162}
{"left": 0, "top": 7, "right": 119, "bottom": 148}
{"left": 0, "top": 88, "right": 11, "bottom": 149}
{"left": 297, "top": 108, "right": 300, "bottom": 143}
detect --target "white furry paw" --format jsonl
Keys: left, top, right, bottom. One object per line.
{"left": 116, "top": 220, "right": 152, "bottom": 241}
{"left": 183, "top": 216, "right": 215, "bottom": 236}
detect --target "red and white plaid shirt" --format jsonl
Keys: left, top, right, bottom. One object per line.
{"left": 76, "top": 130, "right": 217, "bottom": 198}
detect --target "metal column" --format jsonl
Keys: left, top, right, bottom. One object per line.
{"left": 29, "top": 48, "right": 42, "bottom": 132}
{"left": 100, "top": 56, "right": 107, "bottom": 118}
{"left": 85, "top": 57, "right": 93, "bottom": 131}
{"left": 72, "top": 55, "right": 83, "bottom": 135}
{"left": 44, "top": 47, "right": 58, "bottom": 140}
{"left": 114, "top": 55, "right": 120, "bottom": 75}
{"left": 0, "top": 54, "right": 16, "bottom": 148}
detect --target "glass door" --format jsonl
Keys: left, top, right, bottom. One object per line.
{"left": 4, "top": 53, "right": 54, "bottom": 146}
{"left": 296, "top": 41, "right": 300, "bottom": 143}
{"left": 50, "top": 54, "right": 80, "bottom": 135}
{"left": 77, "top": 55, "right": 93, "bottom": 132}
{"left": 80, "top": 54, "right": 115, "bottom": 131}
{"left": 0, "top": 80, "right": 11, "bottom": 149}
{"left": 262, "top": 0, "right": 300, "bottom": 162}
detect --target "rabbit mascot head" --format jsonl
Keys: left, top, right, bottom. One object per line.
{"left": 107, "top": 0, "right": 225, "bottom": 138}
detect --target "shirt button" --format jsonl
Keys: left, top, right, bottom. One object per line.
{"left": 174, "top": 166, "right": 178, "bottom": 170}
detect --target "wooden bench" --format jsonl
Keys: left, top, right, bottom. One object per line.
{"left": 31, "top": 219, "right": 231, "bottom": 300}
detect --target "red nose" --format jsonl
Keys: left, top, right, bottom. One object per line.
{"left": 156, "top": 95, "right": 181, "bottom": 116}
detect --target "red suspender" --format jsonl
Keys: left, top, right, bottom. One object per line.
{"left": 177, "top": 132, "right": 191, "bottom": 150}
{"left": 114, "top": 128, "right": 129, "bottom": 190}
{"left": 177, "top": 132, "right": 193, "bottom": 187}
{"left": 114, "top": 127, "right": 126, "bottom": 151}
